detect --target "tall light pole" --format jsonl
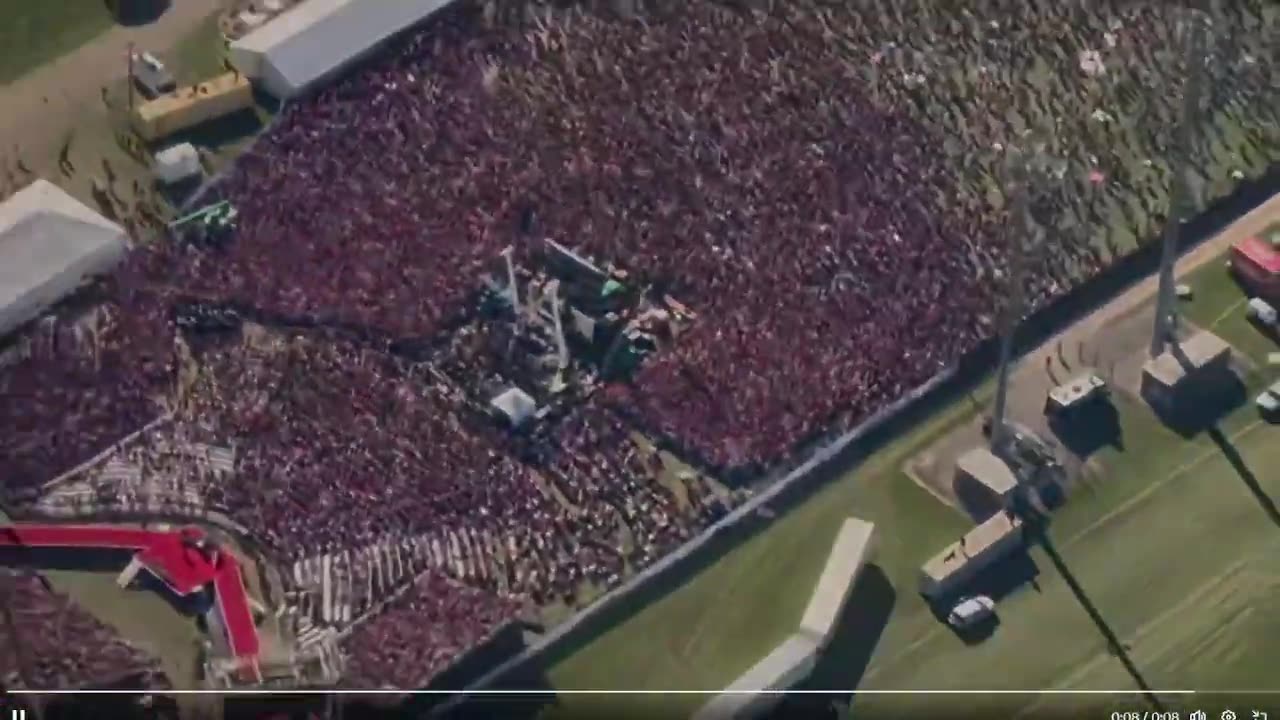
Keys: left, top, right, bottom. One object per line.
{"left": 989, "top": 142, "right": 1039, "bottom": 454}
{"left": 1149, "top": 10, "right": 1209, "bottom": 358}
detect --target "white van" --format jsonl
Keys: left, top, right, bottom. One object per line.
{"left": 133, "top": 51, "right": 177, "bottom": 96}
{"left": 1246, "top": 297, "right": 1278, "bottom": 329}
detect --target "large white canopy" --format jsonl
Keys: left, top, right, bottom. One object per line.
{"left": 228, "top": 0, "right": 457, "bottom": 99}
{"left": 0, "top": 180, "right": 128, "bottom": 338}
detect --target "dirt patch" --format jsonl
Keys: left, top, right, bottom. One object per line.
{"left": 0, "top": 1, "right": 231, "bottom": 215}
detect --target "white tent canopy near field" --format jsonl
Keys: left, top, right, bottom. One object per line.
{"left": 0, "top": 180, "right": 128, "bottom": 339}
{"left": 228, "top": 0, "right": 458, "bottom": 99}
{"left": 152, "top": 143, "right": 203, "bottom": 185}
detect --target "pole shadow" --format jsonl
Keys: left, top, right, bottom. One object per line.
{"left": 1206, "top": 424, "right": 1280, "bottom": 526}
{"left": 1031, "top": 524, "right": 1164, "bottom": 711}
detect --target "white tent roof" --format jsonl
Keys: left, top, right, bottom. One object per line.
{"left": 153, "top": 143, "right": 202, "bottom": 185}
{"left": 490, "top": 387, "right": 537, "bottom": 428}
{"left": 0, "top": 180, "right": 128, "bottom": 338}
{"left": 797, "top": 518, "right": 876, "bottom": 645}
{"left": 229, "top": 0, "right": 457, "bottom": 99}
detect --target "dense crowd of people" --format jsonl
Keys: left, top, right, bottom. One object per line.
{"left": 1, "top": 0, "right": 1276, "bottom": 690}
{"left": 180, "top": 332, "right": 725, "bottom": 602}
{"left": 339, "top": 570, "right": 521, "bottom": 689}
{"left": 0, "top": 272, "right": 176, "bottom": 497}
{"left": 139, "top": 4, "right": 1001, "bottom": 471}
{"left": 141, "top": 0, "right": 1275, "bottom": 470}
{"left": 0, "top": 570, "right": 170, "bottom": 691}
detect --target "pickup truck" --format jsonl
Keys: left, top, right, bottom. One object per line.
{"left": 132, "top": 51, "right": 177, "bottom": 97}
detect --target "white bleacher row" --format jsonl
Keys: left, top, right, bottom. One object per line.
{"left": 291, "top": 620, "right": 345, "bottom": 684}
{"left": 31, "top": 422, "right": 234, "bottom": 517}
{"left": 282, "top": 522, "right": 516, "bottom": 637}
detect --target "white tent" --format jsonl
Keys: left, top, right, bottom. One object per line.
{"left": 0, "top": 180, "right": 128, "bottom": 338}
{"left": 693, "top": 634, "right": 821, "bottom": 720}
{"left": 489, "top": 387, "right": 537, "bottom": 428}
{"left": 153, "top": 143, "right": 203, "bottom": 185}
{"left": 228, "top": 0, "right": 457, "bottom": 99}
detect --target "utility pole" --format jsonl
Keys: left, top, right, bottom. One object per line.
{"left": 1149, "top": 10, "right": 1209, "bottom": 358}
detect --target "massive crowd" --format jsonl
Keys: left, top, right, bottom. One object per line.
{"left": 0, "top": 271, "right": 176, "bottom": 497}
{"left": 179, "top": 332, "right": 725, "bottom": 602}
{"left": 0, "top": 570, "right": 170, "bottom": 691}
{"left": 339, "top": 570, "right": 521, "bottom": 690}
{"left": 151, "top": 0, "right": 1276, "bottom": 470}
{"left": 27, "top": 324, "right": 727, "bottom": 668}
{"left": 148, "top": 3, "right": 1007, "bottom": 472}
{"left": 1, "top": 0, "right": 1275, "bottom": 690}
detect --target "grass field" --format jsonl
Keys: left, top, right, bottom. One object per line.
{"left": 542, "top": 253, "right": 1280, "bottom": 719}
{"left": 163, "top": 9, "right": 226, "bottom": 86}
{"left": 0, "top": 0, "right": 114, "bottom": 84}
{"left": 42, "top": 569, "right": 206, "bottom": 686}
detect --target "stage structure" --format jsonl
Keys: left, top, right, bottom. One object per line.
{"left": 444, "top": 240, "right": 694, "bottom": 433}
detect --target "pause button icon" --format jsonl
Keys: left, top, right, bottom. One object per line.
{"left": 12, "top": 710, "right": 27, "bottom": 720}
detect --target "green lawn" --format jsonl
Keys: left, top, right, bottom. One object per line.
{"left": 543, "top": 254, "right": 1280, "bottom": 719}
{"left": 43, "top": 569, "right": 206, "bottom": 687}
{"left": 163, "top": 9, "right": 227, "bottom": 86}
{"left": 0, "top": 0, "right": 115, "bottom": 84}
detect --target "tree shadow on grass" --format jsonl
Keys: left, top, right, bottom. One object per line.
{"left": 107, "top": 0, "right": 171, "bottom": 27}
{"left": 1031, "top": 524, "right": 1165, "bottom": 711}
{"left": 1206, "top": 424, "right": 1280, "bottom": 527}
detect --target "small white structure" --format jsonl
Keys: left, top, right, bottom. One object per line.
{"left": 132, "top": 50, "right": 176, "bottom": 96}
{"left": 1141, "top": 331, "right": 1233, "bottom": 414}
{"left": 1045, "top": 372, "right": 1108, "bottom": 419}
{"left": 1256, "top": 380, "right": 1280, "bottom": 416}
{"left": 692, "top": 633, "right": 821, "bottom": 720}
{"left": 797, "top": 518, "right": 877, "bottom": 648}
{"left": 1246, "top": 297, "right": 1277, "bottom": 329}
{"left": 152, "top": 143, "right": 203, "bottom": 185}
{"left": 0, "top": 180, "right": 128, "bottom": 338}
{"left": 228, "top": 0, "right": 457, "bottom": 99}
{"left": 489, "top": 387, "right": 537, "bottom": 428}
{"left": 954, "top": 447, "right": 1019, "bottom": 511}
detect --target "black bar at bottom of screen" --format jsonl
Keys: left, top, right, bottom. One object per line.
{"left": 5, "top": 692, "right": 1280, "bottom": 720}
